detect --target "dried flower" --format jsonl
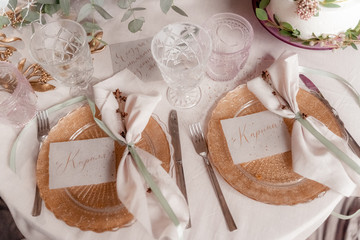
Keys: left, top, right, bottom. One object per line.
{"left": 261, "top": 70, "right": 290, "bottom": 111}
{"left": 113, "top": 89, "right": 128, "bottom": 137}
{"left": 296, "top": 0, "right": 319, "bottom": 20}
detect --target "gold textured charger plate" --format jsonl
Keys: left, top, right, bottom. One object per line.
{"left": 207, "top": 85, "right": 343, "bottom": 205}
{"left": 36, "top": 104, "right": 171, "bottom": 232}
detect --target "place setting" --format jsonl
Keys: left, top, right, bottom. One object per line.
{"left": 1, "top": 1, "right": 360, "bottom": 239}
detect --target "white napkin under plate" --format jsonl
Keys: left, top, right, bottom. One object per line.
{"left": 93, "top": 69, "right": 190, "bottom": 239}
{"left": 247, "top": 52, "right": 360, "bottom": 197}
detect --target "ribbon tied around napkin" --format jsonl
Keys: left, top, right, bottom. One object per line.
{"left": 92, "top": 69, "right": 189, "bottom": 239}
{"left": 247, "top": 52, "right": 360, "bottom": 197}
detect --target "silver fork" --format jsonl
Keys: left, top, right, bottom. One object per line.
{"left": 189, "top": 123, "right": 237, "bottom": 231}
{"left": 32, "top": 110, "right": 50, "bottom": 217}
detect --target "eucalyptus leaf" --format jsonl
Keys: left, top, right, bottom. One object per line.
{"left": 132, "top": 7, "right": 146, "bottom": 11}
{"left": 255, "top": 8, "right": 268, "bottom": 21}
{"left": 350, "top": 32, "right": 358, "bottom": 40}
{"left": 77, "top": 3, "right": 93, "bottom": 22}
{"left": 324, "top": 0, "right": 336, "bottom": 3}
{"left": 171, "top": 5, "right": 188, "bottom": 17}
{"left": 292, "top": 29, "right": 300, "bottom": 36}
{"left": 354, "top": 20, "right": 360, "bottom": 33}
{"left": 91, "top": 0, "right": 104, "bottom": 6}
{"left": 281, "top": 22, "right": 293, "bottom": 31}
{"left": 0, "top": 16, "right": 10, "bottom": 28}
{"left": 121, "top": 9, "right": 133, "bottom": 22}
{"left": 7, "top": 0, "right": 17, "bottom": 9}
{"left": 351, "top": 42, "right": 358, "bottom": 50}
{"left": 160, "top": 0, "right": 173, "bottom": 14}
{"left": 21, "top": 9, "right": 40, "bottom": 22}
{"left": 37, "top": 0, "right": 57, "bottom": 4}
{"left": 60, "top": 0, "right": 70, "bottom": 16}
{"left": 118, "top": 0, "right": 135, "bottom": 9}
{"left": 82, "top": 21, "right": 102, "bottom": 33}
{"left": 279, "top": 29, "right": 292, "bottom": 37}
{"left": 128, "top": 18, "right": 144, "bottom": 33}
{"left": 44, "top": 4, "right": 61, "bottom": 16}
{"left": 259, "top": 0, "right": 270, "bottom": 9}
{"left": 320, "top": 2, "right": 341, "bottom": 8}
{"left": 93, "top": 4, "right": 113, "bottom": 19}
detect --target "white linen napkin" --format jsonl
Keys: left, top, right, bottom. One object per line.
{"left": 93, "top": 69, "right": 189, "bottom": 239}
{"left": 247, "top": 52, "right": 360, "bottom": 197}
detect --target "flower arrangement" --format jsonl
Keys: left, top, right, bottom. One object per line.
{"left": 0, "top": 0, "right": 187, "bottom": 38}
{"left": 255, "top": 0, "right": 360, "bottom": 49}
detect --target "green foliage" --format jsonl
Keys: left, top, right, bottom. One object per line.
{"left": 59, "top": 0, "right": 70, "bottom": 16}
{"left": 1, "top": 0, "right": 187, "bottom": 33}
{"left": 128, "top": 17, "right": 144, "bottom": 33}
{"left": 160, "top": 0, "right": 173, "bottom": 14}
{"left": 256, "top": 0, "right": 269, "bottom": 21}
{"left": 0, "top": 16, "right": 10, "bottom": 29}
{"left": 77, "top": 3, "right": 92, "bottom": 22}
{"left": 93, "top": 4, "right": 112, "bottom": 19}
{"left": 259, "top": 0, "right": 270, "bottom": 9}
{"left": 171, "top": 5, "right": 188, "bottom": 17}
{"left": 256, "top": 8, "right": 268, "bottom": 21}
{"left": 320, "top": 0, "right": 341, "bottom": 8}
{"left": 82, "top": 21, "right": 102, "bottom": 33}
{"left": 7, "top": 0, "right": 17, "bottom": 9}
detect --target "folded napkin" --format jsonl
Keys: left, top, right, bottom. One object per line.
{"left": 93, "top": 69, "right": 189, "bottom": 239}
{"left": 247, "top": 52, "right": 360, "bottom": 197}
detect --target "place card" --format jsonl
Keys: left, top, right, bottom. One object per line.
{"left": 109, "top": 38, "right": 162, "bottom": 81}
{"left": 48, "top": 137, "right": 116, "bottom": 189}
{"left": 221, "top": 111, "right": 291, "bottom": 164}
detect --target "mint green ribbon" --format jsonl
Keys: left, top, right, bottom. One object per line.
{"left": 331, "top": 208, "right": 360, "bottom": 220}
{"left": 87, "top": 98, "right": 183, "bottom": 236}
{"left": 297, "top": 67, "right": 360, "bottom": 220}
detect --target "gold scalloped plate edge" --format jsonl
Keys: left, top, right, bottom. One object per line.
{"left": 207, "top": 85, "right": 344, "bottom": 205}
{"left": 36, "top": 104, "right": 171, "bottom": 232}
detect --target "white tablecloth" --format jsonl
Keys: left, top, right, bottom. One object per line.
{"left": 1, "top": 0, "right": 360, "bottom": 239}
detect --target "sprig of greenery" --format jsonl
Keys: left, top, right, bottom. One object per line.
{"left": 256, "top": 0, "right": 300, "bottom": 38}
{"left": 319, "top": 0, "right": 341, "bottom": 8}
{"left": 118, "top": 0, "right": 187, "bottom": 33}
{"left": 1, "top": 0, "right": 188, "bottom": 34}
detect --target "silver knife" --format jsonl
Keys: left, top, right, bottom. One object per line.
{"left": 299, "top": 74, "right": 360, "bottom": 158}
{"left": 168, "top": 109, "right": 191, "bottom": 228}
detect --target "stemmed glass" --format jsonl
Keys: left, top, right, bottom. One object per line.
{"left": 29, "top": 19, "right": 94, "bottom": 96}
{"left": 151, "top": 22, "right": 212, "bottom": 108}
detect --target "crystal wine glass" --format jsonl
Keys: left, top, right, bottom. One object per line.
{"left": 29, "top": 19, "right": 94, "bottom": 96}
{"left": 151, "top": 22, "right": 212, "bottom": 108}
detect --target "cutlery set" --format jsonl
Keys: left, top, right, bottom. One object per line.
{"left": 169, "top": 109, "right": 237, "bottom": 231}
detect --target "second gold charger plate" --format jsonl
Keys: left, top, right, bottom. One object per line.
{"left": 207, "top": 85, "right": 343, "bottom": 205}
{"left": 36, "top": 104, "right": 171, "bottom": 232}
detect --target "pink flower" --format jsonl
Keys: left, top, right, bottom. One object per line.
{"left": 296, "top": 0, "right": 319, "bottom": 20}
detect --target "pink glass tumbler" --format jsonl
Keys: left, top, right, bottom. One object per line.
{"left": 0, "top": 62, "right": 37, "bottom": 127}
{"left": 204, "top": 13, "right": 254, "bottom": 81}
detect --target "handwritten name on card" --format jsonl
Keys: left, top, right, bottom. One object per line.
{"left": 48, "top": 137, "right": 116, "bottom": 189}
{"left": 109, "top": 38, "right": 162, "bottom": 81}
{"left": 221, "top": 111, "right": 291, "bottom": 164}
